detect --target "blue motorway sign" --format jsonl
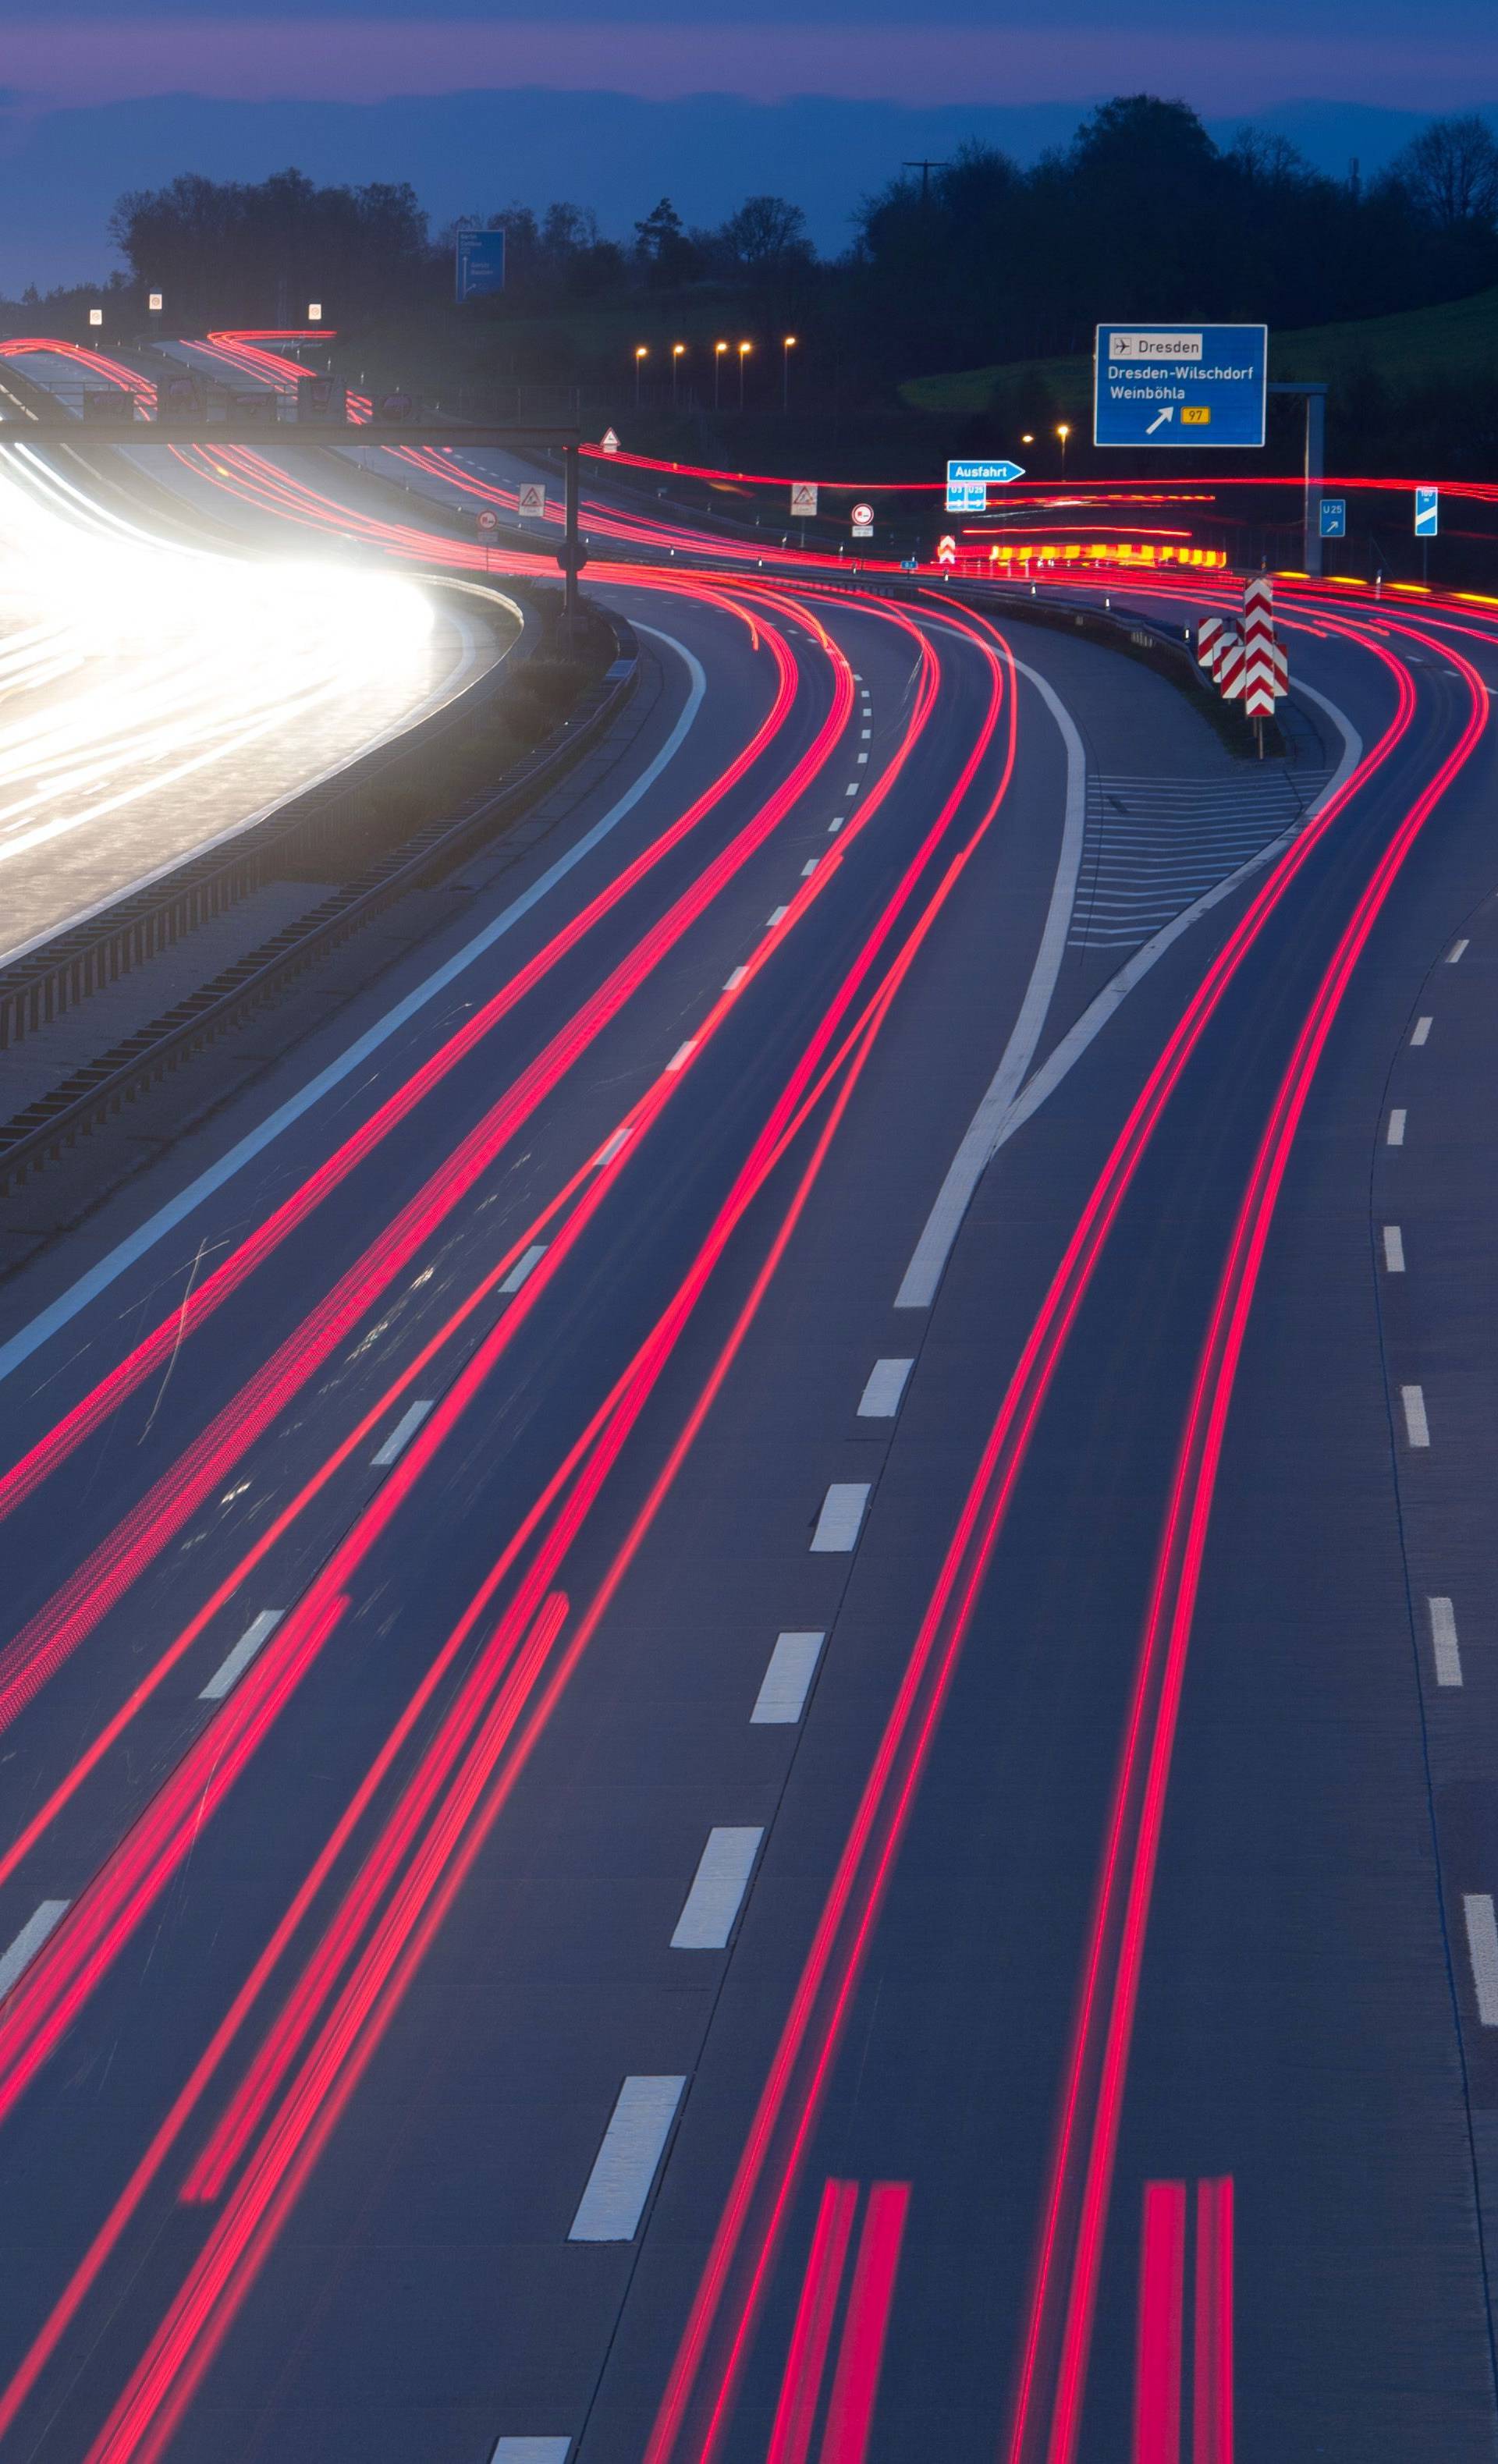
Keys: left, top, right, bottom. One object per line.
{"left": 1319, "top": 498, "right": 1347, "bottom": 538}
{"left": 1415, "top": 485, "right": 1439, "bottom": 537}
{"left": 455, "top": 226, "right": 506, "bottom": 301}
{"left": 1093, "top": 324, "right": 1268, "bottom": 448}
{"left": 947, "top": 458, "right": 1025, "bottom": 485}
{"left": 946, "top": 479, "right": 988, "bottom": 513}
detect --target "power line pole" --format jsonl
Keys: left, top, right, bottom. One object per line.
{"left": 903, "top": 159, "right": 950, "bottom": 204}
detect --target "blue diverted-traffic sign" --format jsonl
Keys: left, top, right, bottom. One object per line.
{"left": 1093, "top": 324, "right": 1268, "bottom": 448}
{"left": 455, "top": 227, "right": 506, "bottom": 301}
{"left": 1319, "top": 498, "right": 1347, "bottom": 538}
{"left": 1415, "top": 486, "right": 1439, "bottom": 537}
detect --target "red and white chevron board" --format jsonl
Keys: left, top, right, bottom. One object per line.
{"left": 1243, "top": 573, "right": 1274, "bottom": 623}
{"left": 1197, "top": 615, "right": 1226, "bottom": 667}
{"left": 1216, "top": 633, "right": 1246, "bottom": 697}
{"left": 1244, "top": 671, "right": 1277, "bottom": 717}
{"left": 1272, "top": 639, "right": 1289, "bottom": 696}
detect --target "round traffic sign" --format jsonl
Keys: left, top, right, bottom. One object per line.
{"left": 851, "top": 502, "right": 874, "bottom": 526}
{"left": 477, "top": 510, "right": 499, "bottom": 530}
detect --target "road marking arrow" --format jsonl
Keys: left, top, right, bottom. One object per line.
{"left": 1145, "top": 407, "right": 1175, "bottom": 434}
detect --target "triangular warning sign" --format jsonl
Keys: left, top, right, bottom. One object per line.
{"left": 601, "top": 427, "right": 620, "bottom": 453}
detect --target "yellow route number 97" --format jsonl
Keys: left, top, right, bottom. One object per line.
{"left": 1180, "top": 406, "right": 1212, "bottom": 426}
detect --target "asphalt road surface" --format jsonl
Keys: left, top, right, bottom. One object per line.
{"left": 0, "top": 391, "right": 1497, "bottom": 2464}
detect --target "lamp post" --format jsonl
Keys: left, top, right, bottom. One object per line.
{"left": 714, "top": 341, "right": 728, "bottom": 410}
{"left": 672, "top": 342, "right": 686, "bottom": 409}
{"left": 737, "top": 340, "right": 751, "bottom": 409}
{"left": 634, "top": 345, "right": 648, "bottom": 408}
{"left": 1056, "top": 420, "right": 1071, "bottom": 475}
{"left": 782, "top": 334, "right": 797, "bottom": 411}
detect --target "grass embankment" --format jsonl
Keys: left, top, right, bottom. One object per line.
{"left": 900, "top": 285, "right": 1498, "bottom": 417}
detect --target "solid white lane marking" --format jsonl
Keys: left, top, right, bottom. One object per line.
{"left": 371, "top": 1399, "right": 433, "bottom": 1466}
{"left": 1429, "top": 1596, "right": 1464, "bottom": 1688}
{"left": 0, "top": 1901, "right": 69, "bottom": 1999}
{"left": 800, "top": 858, "right": 818, "bottom": 877}
{"left": 0, "top": 627, "right": 709, "bottom": 1396}
{"left": 1386, "top": 1108, "right": 1406, "bottom": 1146}
{"left": 896, "top": 670, "right": 1362, "bottom": 1309}
{"left": 766, "top": 906, "right": 789, "bottom": 927}
{"left": 1447, "top": 938, "right": 1470, "bottom": 963}
{"left": 200, "top": 1608, "right": 284, "bottom": 1701}
{"left": 723, "top": 966, "right": 747, "bottom": 991}
{"left": 751, "top": 1630, "right": 826, "bottom": 1724}
{"left": 489, "top": 2441, "right": 571, "bottom": 2462}
{"left": 1464, "top": 1895, "right": 1498, "bottom": 2023}
{"left": 857, "top": 1357, "right": 913, "bottom": 1418}
{"left": 811, "top": 1481, "right": 871, "bottom": 1551}
{"left": 568, "top": 2076, "right": 684, "bottom": 2241}
{"left": 1401, "top": 1384, "right": 1430, "bottom": 1448}
{"left": 670, "top": 1827, "right": 764, "bottom": 1948}
{"left": 895, "top": 654, "right": 1089, "bottom": 1307}
{"left": 1383, "top": 1225, "right": 1405, "bottom": 1273}
{"left": 500, "top": 1243, "right": 546, "bottom": 1293}
{"left": 666, "top": 1039, "right": 697, "bottom": 1072}
{"left": 1411, "top": 1016, "right": 1432, "bottom": 1045}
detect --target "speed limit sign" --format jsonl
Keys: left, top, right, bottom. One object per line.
{"left": 477, "top": 510, "right": 499, "bottom": 531}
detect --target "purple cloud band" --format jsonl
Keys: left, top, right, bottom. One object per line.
{"left": 8, "top": 18, "right": 1496, "bottom": 109}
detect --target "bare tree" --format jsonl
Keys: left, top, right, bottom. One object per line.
{"left": 1390, "top": 113, "right": 1498, "bottom": 228}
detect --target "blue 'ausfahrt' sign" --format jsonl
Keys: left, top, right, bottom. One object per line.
{"left": 1093, "top": 324, "right": 1268, "bottom": 448}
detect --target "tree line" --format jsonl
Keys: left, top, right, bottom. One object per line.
{"left": 42, "top": 97, "right": 1498, "bottom": 394}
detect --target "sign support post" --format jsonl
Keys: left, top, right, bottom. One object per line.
{"left": 1269, "top": 381, "right": 1327, "bottom": 576}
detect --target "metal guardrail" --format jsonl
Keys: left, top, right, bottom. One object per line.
{"left": 0, "top": 621, "right": 637, "bottom": 1191}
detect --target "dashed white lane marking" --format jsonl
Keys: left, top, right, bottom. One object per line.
{"left": 751, "top": 1630, "right": 826, "bottom": 1724}
{"left": 723, "top": 966, "right": 747, "bottom": 991}
{"left": 811, "top": 1481, "right": 871, "bottom": 1551}
{"left": 800, "top": 858, "right": 818, "bottom": 877}
{"left": 856, "top": 752, "right": 869, "bottom": 764}
{"left": 1429, "top": 1596, "right": 1464, "bottom": 1688}
{"left": 860, "top": 729, "right": 871, "bottom": 739}
{"left": 1447, "top": 938, "right": 1470, "bottom": 963}
{"left": 1401, "top": 1384, "right": 1431, "bottom": 1448}
{"left": 568, "top": 2076, "right": 685, "bottom": 2241}
{"left": 1383, "top": 1226, "right": 1406, "bottom": 1273}
{"left": 1411, "top": 1016, "right": 1432, "bottom": 1045}
{"left": 666, "top": 1039, "right": 697, "bottom": 1072}
{"left": 1386, "top": 1108, "right": 1407, "bottom": 1146}
{"left": 857, "top": 1358, "right": 914, "bottom": 1418}
{"left": 827, "top": 817, "right": 844, "bottom": 833}
{"left": 489, "top": 2441, "right": 572, "bottom": 2462}
{"left": 500, "top": 1242, "right": 547, "bottom": 1293}
{"left": 595, "top": 1125, "right": 631, "bottom": 1166}
{"left": 371, "top": 1399, "right": 433, "bottom": 1466}
{"left": 766, "top": 905, "right": 789, "bottom": 927}
{"left": 1464, "top": 1895, "right": 1498, "bottom": 2023}
{"left": 670, "top": 1827, "right": 764, "bottom": 1948}
{"left": 844, "top": 783, "right": 858, "bottom": 798}
{"left": 0, "top": 1901, "right": 69, "bottom": 2000}
{"left": 201, "top": 1609, "right": 284, "bottom": 1701}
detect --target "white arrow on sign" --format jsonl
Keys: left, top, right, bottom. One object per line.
{"left": 1145, "top": 407, "right": 1175, "bottom": 434}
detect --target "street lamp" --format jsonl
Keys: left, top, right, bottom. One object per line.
{"left": 1056, "top": 421, "right": 1071, "bottom": 474}
{"left": 1021, "top": 431, "right": 1035, "bottom": 445}
{"left": 672, "top": 342, "right": 686, "bottom": 408}
{"left": 782, "top": 335, "right": 797, "bottom": 411}
{"left": 737, "top": 340, "right": 751, "bottom": 410}
{"left": 714, "top": 341, "right": 728, "bottom": 410}
{"left": 634, "top": 345, "right": 648, "bottom": 408}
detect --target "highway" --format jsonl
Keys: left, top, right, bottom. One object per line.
{"left": 0, "top": 345, "right": 1496, "bottom": 2463}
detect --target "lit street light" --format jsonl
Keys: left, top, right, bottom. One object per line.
{"left": 714, "top": 341, "right": 728, "bottom": 410}
{"left": 737, "top": 340, "right": 751, "bottom": 410}
{"left": 634, "top": 344, "right": 648, "bottom": 408}
{"left": 1021, "top": 431, "right": 1035, "bottom": 445}
{"left": 782, "top": 334, "right": 797, "bottom": 412}
{"left": 1056, "top": 420, "right": 1071, "bottom": 474}
{"left": 672, "top": 342, "right": 686, "bottom": 409}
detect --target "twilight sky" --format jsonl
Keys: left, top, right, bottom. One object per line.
{"left": 8, "top": 0, "right": 1498, "bottom": 111}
